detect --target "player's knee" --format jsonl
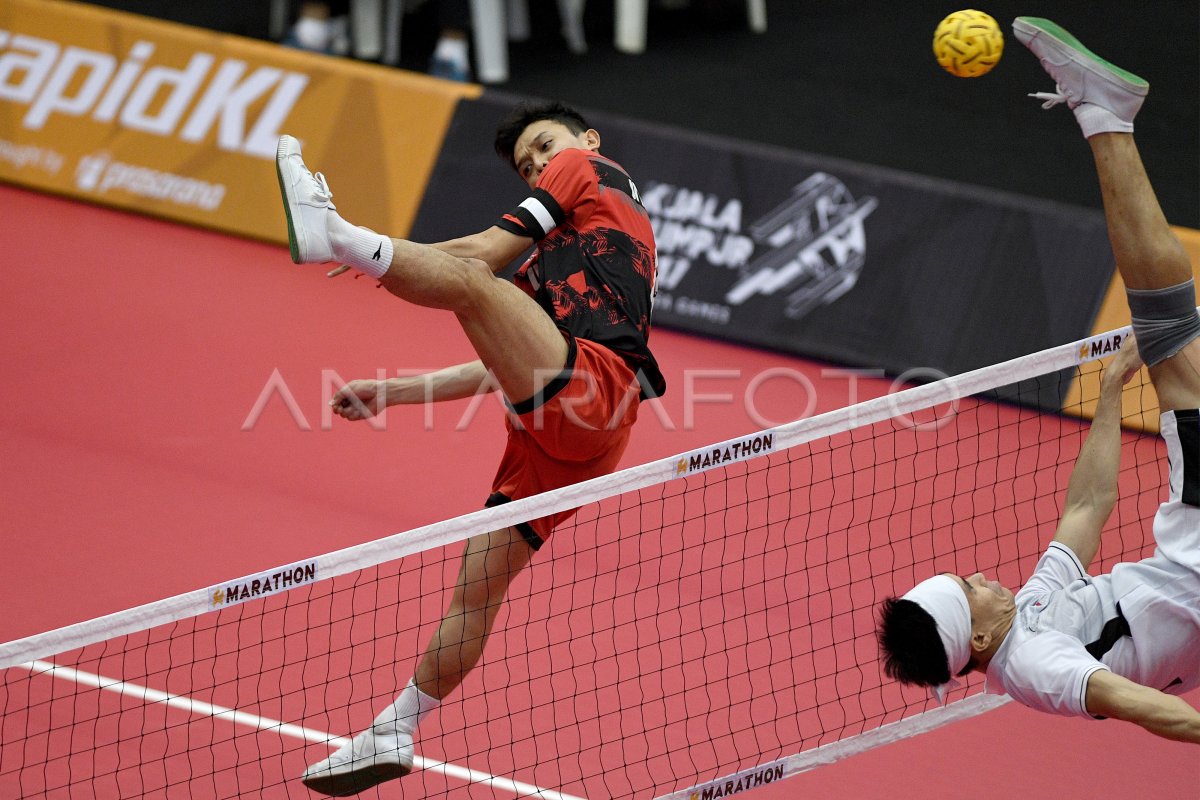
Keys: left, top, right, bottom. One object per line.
{"left": 449, "top": 257, "right": 500, "bottom": 313}
{"left": 455, "top": 257, "right": 494, "bottom": 284}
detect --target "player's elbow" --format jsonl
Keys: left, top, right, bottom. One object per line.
{"left": 1091, "top": 486, "right": 1119, "bottom": 520}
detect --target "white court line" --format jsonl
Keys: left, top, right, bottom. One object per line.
{"left": 20, "top": 660, "right": 586, "bottom": 800}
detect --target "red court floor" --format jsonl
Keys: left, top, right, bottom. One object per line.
{"left": 1, "top": 184, "right": 1196, "bottom": 798}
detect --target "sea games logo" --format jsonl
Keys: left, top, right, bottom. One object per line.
{"left": 729, "top": 172, "right": 878, "bottom": 319}
{"left": 645, "top": 172, "right": 877, "bottom": 324}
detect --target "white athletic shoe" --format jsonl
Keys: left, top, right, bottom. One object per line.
{"left": 300, "top": 727, "right": 413, "bottom": 796}
{"left": 1012, "top": 17, "right": 1148, "bottom": 137}
{"left": 276, "top": 134, "right": 337, "bottom": 264}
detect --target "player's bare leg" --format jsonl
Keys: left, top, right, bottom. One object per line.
{"left": 1015, "top": 17, "right": 1200, "bottom": 410}
{"left": 1088, "top": 137, "right": 1191, "bottom": 292}
{"left": 379, "top": 243, "right": 570, "bottom": 406}
{"left": 276, "top": 136, "right": 569, "bottom": 407}
{"left": 301, "top": 527, "right": 533, "bottom": 796}
{"left": 414, "top": 527, "right": 535, "bottom": 699}
{"left": 1088, "top": 135, "right": 1200, "bottom": 410}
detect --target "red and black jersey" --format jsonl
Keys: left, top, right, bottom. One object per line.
{"left": 497, "top": 148, "right": 665, "bottom": 398}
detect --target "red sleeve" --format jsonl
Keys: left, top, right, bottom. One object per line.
{"left": 536, "top": 148, "right": 597, "bottom": 220}
{"left": 495, "top": 148, "right": 597, "bottom": 241}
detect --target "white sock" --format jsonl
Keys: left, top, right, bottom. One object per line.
{"left": 1075, "top": 103, "right": 1133, "bottom": 139}
{"left": 328, "top": 213, "right": 394, "bottom": 279}
{"left": 372, "top": 678, "right": 441, "bottom": 735}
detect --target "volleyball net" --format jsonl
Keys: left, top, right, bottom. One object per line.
{"left": 0, "top": 325, "right": 1166, "bottom": 799}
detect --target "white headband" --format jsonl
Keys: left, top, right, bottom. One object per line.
{"left": 903, "top": 574, "right": 972, "bottom": 683}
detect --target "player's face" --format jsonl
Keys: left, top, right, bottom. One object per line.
{"left": 512, "top": 120, "right": 600, "bottom": 188}
{"left": 958, "top": 573, "right": 1016, "bottom": 623}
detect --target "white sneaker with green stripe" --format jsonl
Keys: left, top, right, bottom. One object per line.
{"left": 276, "top": 134, "right": 337, "bottom": 264}
{"left": 1012, "top": 17, "right": 1148, "bottom": 137}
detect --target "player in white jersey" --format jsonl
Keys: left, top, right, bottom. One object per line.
{"left": 876, "top": 17, "right": 1200, "bottom": 743}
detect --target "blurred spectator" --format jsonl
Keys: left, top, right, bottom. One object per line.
{"left": 427, "top": 1, "right": 472, "bottom": 82}
{"left": 283, "top": 1, "right": 348, "bottom": 55}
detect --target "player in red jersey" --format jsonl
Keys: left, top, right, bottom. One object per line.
{"left": 278, "top": 101, "right": 664, "bottom": 795}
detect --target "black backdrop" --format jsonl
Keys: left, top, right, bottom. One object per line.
{"left": 85, "top": 0, "right": 1199, "bottom": 226}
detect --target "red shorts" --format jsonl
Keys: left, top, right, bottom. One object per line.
{"left": 487, "top": 335, "right": 642, "bottom": 549}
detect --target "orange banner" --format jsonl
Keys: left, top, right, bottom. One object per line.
{"left": 0, "top": 0, "right": 479, "bottom": 242}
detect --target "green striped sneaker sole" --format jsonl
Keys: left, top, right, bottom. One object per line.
{"left": 1013, "top": 17, "right": 1148, "bottom": 90}
{"left": 276, "top": 136, "right": 301, "bottom": 264}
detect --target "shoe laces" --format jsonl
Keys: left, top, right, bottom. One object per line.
{"left": 323, "top": 733, "right": 370, "bottom": 768}
{"left": 1028, "top": 83, "right": 1072, "bottom": 110}
{"left": 312, "top": 171, "right": 333, "bottom": 202}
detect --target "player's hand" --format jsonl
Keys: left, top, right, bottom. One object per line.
{"left": 326, "top": 264, "right": 351, "bottom": 278}
{"left": 1105, "top": 333, "right": 1143, "bottom": 389}
{"left": 330, "top": 380, "right": 386, "bottom": 420}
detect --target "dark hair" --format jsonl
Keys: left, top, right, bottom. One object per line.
{"left": 493, "top": 100, "right": 590, "bottom": 168}
{"left": 876, "top": 597, "right": 952, "bottom": 687}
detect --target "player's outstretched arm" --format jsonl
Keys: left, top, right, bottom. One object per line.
{"left": 330, "top": 361, "right": 495, "bottom": 421}
{"left": 1051, "top": 339, "right": 1143, "bottom": 566}
{"left": 1086, "top": 669, "right": 1200, "bottom": 744}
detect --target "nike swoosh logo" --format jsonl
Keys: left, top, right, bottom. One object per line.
{"left": 372, "top": 242, "right": 382, "bottom": 260}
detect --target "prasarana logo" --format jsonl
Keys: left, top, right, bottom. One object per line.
{"left": 76, "top": 151, "right": 226, "bottom": 209}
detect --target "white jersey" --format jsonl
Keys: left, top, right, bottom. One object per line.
{"left": 986, "top": 409, "right": 1200, "bottom": 719}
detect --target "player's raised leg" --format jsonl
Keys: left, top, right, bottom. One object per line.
{"left": 1015, "top": 17, "right": 1200, "bottom": 411}
{"left": 1088, "top": 135, "right": 1200, "bottom": 410}
{"left": 276, "top": 135, "right": 569, "bottom": 405}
